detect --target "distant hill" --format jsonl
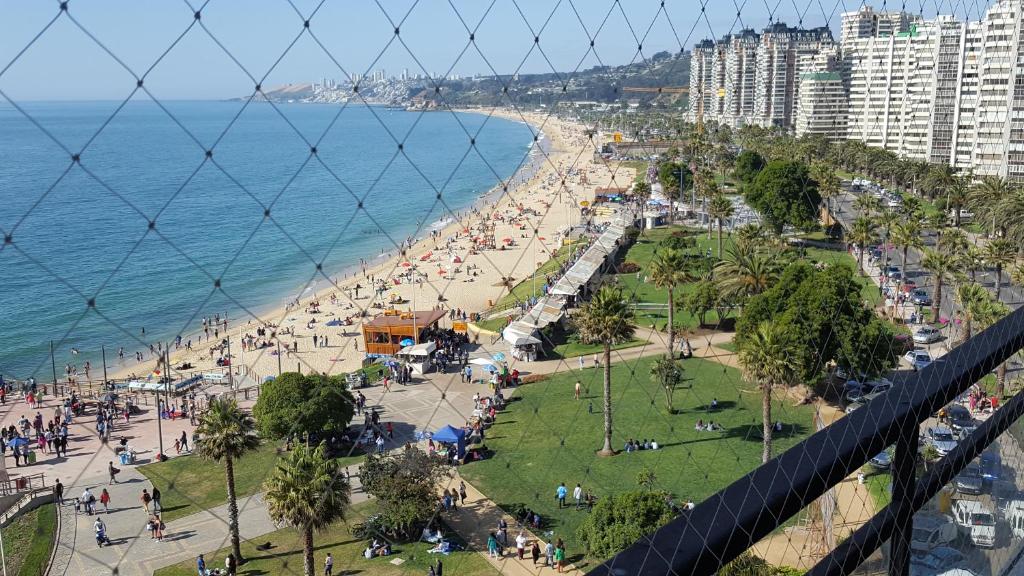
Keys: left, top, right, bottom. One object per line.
{"left": 238, "top": 50, "right": 690, "bottom": 109}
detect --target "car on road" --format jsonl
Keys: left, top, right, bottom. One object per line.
{"left": 910, "top": 289, "right": 933, "bottom": 307}
{"left": 913, "top": 326, "right": 942, "bottom": 343}
{"left": 845, "top": 378, "right": 893, "bottom": 404}
{"left": 954, "top": 463, "right": 985, "bottom": 495}
{"left": 885, "top": 265, "right": 902, "bottom": 278}
{"left": 946, "top": 405, "right": 974, "bottom": 432}
{"left": 904, "top": 349, "right": 933, "bottom": 370}
{"left": 926, "top": 427, "right": 958, "bottom": 456}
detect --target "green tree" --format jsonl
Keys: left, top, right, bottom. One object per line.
{"left": 633, "top": 180, "right": 652, "bottom": 205}
{"left": 852, "top": 194, "right": 882, "bottom": 218}
{"left": 684, "top": 275, "right": 720, "bottom": 327}
{"left": 733, "top": 150, "right": 766, "bottom": 185}
{"left": 359, "top": 447, "right": 451, "bottom": 539}
{"left": 982, "top": 238, "right": 1016, "bottom": 300}
{"left": 253, "top": 372, "right": 355, "bottom": 441}
{"left": 636, "top": 467, "right": 658, "bottom": 492}
{"left": 811, "top": 162, "right": 842, "bottom": 218}
{"left": 649, "top": 248, "right": 690, "bottom": 357}
{"left": 744, "top": 160, "right": 822, "bottom": 233}
{"left": 576, "top": 286, "right": 636, "bottom": 455}
{"left": 196, "top": 397, "right": 260, "bottom": 564}
{"left": 974, "top": 298, "right": 1011, "bottom": 396}
{"left": 890, "top": 219, "right": 923, "bottom": 277}
{"left": 650, "top": 355, "right": 684, "bottom": 413}
{"left": 714, "top": 244, "right": 782, "bottom": 303}
{"left": 921, "top": 249, "right": 960, "bottom": 323}
{"left": 264, "top": 443, "right": 350, "bottom": 576}
{"left": 708, "top": 193, "right": 735, "bottom": 258}
{"left": 955, "top": 282, "right": 989, "bottom": 342}
{"left": 737, "top": 319, "right": 799, "bottom": 463}
{"left": 847, "top": 216, "right": 877, "bottom": 275}
{"left": 576, "top": 491, "right": 675, "bottom": 557}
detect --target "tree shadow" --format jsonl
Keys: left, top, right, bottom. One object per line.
{"left": 689, "top": 400, "right": 737, "bottom": 413}
{"left": 723, "top": 423, "right": 810, "bottom": 442}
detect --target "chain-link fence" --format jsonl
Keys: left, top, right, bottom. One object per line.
{"left": 2, "top": 1, "right": 1024, "bottom": 576}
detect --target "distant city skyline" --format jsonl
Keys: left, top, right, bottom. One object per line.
{"left": 0, "top": 0, "right": 991, "bottom": 101}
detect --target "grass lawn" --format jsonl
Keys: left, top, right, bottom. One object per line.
{"left": 154, "top": 501, "right": 497, "bottom": 576}
{"left": 140, "top": 442, "right": 368, "bottom": 522}
{"left": 551, "top": 338, "right": 648, "bottom": 359}
{"left": 486, "top": 241, "right": 582, "bottom": 313}
{"left": 474, "top": 315, "right": 510, "bottom": 334}
{"left": 459, "top": 355, "right": 818, "bottom": 563}
{"left": 716, "top": 341, "right": 737, "bottom": 353}
{"left": 862, "top": 468, "right": 892, "bottom": 510}
{"left": 5, "top": 503, "right": 56, "bottom": 576}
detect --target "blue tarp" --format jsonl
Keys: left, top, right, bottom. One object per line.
{"left": 433, "top": 425, "right": 467, "bottom": 459}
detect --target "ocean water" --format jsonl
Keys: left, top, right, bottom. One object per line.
{"left": 0, "top": 101, "right": 536, "bottom": 379}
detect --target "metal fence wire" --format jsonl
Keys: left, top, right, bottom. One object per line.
{"left": 2, "top": 1, "right": 1024, "bottom": 576}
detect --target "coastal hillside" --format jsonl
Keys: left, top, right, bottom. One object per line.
{"left": 241, "top": 50, "right": 690, "bottom": 108}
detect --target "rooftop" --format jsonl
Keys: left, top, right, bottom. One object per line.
{"left": 363, "top": 309, "right": 447, "bottom": 329}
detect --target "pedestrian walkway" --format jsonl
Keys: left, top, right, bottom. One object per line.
{"left": 441, "top": 472, "right": 576, "bottom": 576}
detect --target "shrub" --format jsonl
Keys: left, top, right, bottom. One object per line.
{"left": 619, "top": 262, "right": 641, "bottom": 274}
{"left": 576, "top": 491, "right": 675, "bottom": 558}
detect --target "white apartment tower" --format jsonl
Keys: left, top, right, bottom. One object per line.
{"left": 723, "top": 30, "right": 760, "bottom": 125}
{"left": 687, "top": 40, "right": 716, "bottom": 123}
{"left": 753, "top": 24, "right": 835, "bottom": 128}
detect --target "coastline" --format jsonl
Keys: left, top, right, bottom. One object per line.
{"left": 100, "top": 108, "right": 628, "bottom": 382}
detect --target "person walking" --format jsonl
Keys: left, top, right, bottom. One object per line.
{"left": 531, "top": 540, "right": 541, "bottom": 565}
{"left": 54, "top": 479, "right": 64, "bottom": 505}
{"left": 487, "top": 532, "right": 499, "bottom": 558}
{"left": 108, "top": 461, "right": 120, "bottom": 484}
{"left": 141, "top": 489, "right": 152, "bottom": 513}
{"left": 324, "top": 552, "right": 334, "bottom": 576}
{"left": 458, "top": 481, "right": 467, "bottom": 506}
{"left": 94, "top": 517, "right": 108, "bottom": 547}
{"left": 574, "top": 381, "right": 581, "bottom": 400}
{"left": 515, "top": 531, "right": 527, "bottom": 560}
{"left": 555, "top": 539, "right": 566, "bottom": 573}
{"left": 197, "top": 554, "right": 207, "bottom": 576}
{"left": 152, "top": 513, "right": 165, "bottom": 541}
{"left": 573, "top": 483, "right": 583, "bottom": 508}
{"left": 152, "top": 486, "right": 162, "bottom": 512}
{"left": 545, "top": 539, "right": 555, "bottom": 567}
{"left": 180, "top": 430, "right": 189, "bottom": 452}
{"left": 99, "top": 488, "right": 111, "bottom": 513}
{"left": 556, "top": 482, "right": 567, "bottom": 509}
{"left": 225, "top": 552, "right": 237, "bottom": 575}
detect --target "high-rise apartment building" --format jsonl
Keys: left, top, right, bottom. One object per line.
{"left": 688, "top": 24, "right": 836, "bottom": 129}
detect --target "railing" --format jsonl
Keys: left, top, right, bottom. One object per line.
{"left": 590, "top": 304, "right": 1024, "bottom": 576}
{"left": 0, "top": 473, "right": 47, "bottom": 498}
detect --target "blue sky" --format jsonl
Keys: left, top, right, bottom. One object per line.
{"left": 0, "top": 0, "right": 987, "bottom": 100}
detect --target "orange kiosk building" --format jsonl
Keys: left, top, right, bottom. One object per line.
{"left": 362, "top": 309, "right": 447, "bottom": 357}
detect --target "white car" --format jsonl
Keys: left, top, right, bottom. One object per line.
{"left": 913, "top": 327, "right": 942, "bottom": 344}
{"left": 904, "top": 349, "right": 933, "bottom": 370}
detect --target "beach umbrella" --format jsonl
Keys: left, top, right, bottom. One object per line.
{"left": 8, "top": 437, "right": 28, "bottom": 448}
{"left": 437, "top": 269, "right": 446, "bottom": 276}
{"left": 401, "top": 261, "right": 412, "bottom": 267}
{"left": 325, "top": 319, "right": 342, "bottom": 326}
{"left": 492, "top": 352, "right": 506, "bottom": 362}
{"left": 452, "top": 255, "right": 463, "bottom": 264}
{"left": 400, "top": 338, "right": 415, "bottom": 347}
{"left": 503, "top": 237, "right": 513, "bottom": 243}
{"left": 470, "top": 357, "right": 496, "bottom": 367}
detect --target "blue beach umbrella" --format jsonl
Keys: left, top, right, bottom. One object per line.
{"left": 400, "top": 338, "right": 415, "bottom": 347}
{"left": 492, "top": 352, "right": 506, "bottom": 362}
{"left": 8, "top": 437, "right": 29, "bottom": 448}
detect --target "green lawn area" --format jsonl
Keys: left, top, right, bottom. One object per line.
{"left": 460, "top": 355, "right": 818, "bottom": 562}
{"left": 154, "top": 501, "right": 497, "bottom": 576}
{"left": 140, "top": 441, "right": 367, "bottom": 522}
{"left": 862, "top": 468, "right": 892, "bottom": 510}
{"left": 551, "top": 338, "right": 648, "bottom": 359}
{"left": 716, "top": 341, "right": 737, "bottom": 353}
{"left": 5, "top": 503, "right": 56, "bottom": 576}
{"left": 481, "top": 240, "right": 583, "bottom": 316}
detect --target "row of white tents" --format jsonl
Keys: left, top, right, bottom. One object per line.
{"left": 502, "top": 214, "right": 632, "bottom": 352}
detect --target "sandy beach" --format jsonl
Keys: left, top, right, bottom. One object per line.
{"left": 102, "top": 110, "right": 633, "bottom": 383}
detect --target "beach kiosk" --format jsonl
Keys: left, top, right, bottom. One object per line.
{"left": 396, "top": 341, "right": 437, "bottom": 375}
{"left": 432, "top": 424, "right": 467, "bottom": 460}
{"left": 362, "top": 309, "right": 446, "bottom": 357}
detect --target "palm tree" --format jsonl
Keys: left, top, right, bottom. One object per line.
{"left": 921, "top": 249, "right": 960, "bottom": 324}
{"left": 890, "top": 219, "right": 923, "bottom": 274}
{"left": 812, "top": 162, "right": 842, "bottom": 218}
{"left": 983, "top": 238, "right": 1017, "bottom": 300}
{"left": 708, "top": 193, "right": 735, "bottom": 257}
{"left": 649, "top": 248, "right": 690, "bottom": 357}
{"left": 970, "top": 295, "right": 1011, "bottom": 396}
{"left": 714, "top": 244, "right": 782, "bottom": 302}
{"left": 969, "top": 176, "right": 1013, "bottom": 236}
{"left": 264, "top": 443, "right": 350, "bottom": 576}
{"left": 945, "top": 174, "right": 972, "bottom": 228}
{"left": 955, "top": 282, "right": 989, "bottom": 342}
{"left": 853, "top": 194, "right": 882, "bottom": 217}
{"left": 737, "top": 320, "right": 799, "bottom": 463}
{"left": 937, "top": 227, "right": 970, "bottom": 258}
{"left": 847, "top": 216, "right": 877, "bottom": 274}
{"left": 196, "top": 397, "right": 260, "bottom": 564}
{"left": 576, "top": 286, "right": 636, "bottom": 456}
{"left": 922, "top": 164, "right": 956, "bottom": 202}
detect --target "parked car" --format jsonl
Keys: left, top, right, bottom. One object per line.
{"left": 951, "top": 500, "right": 996, "bottom": 548}
{"left": 910, "top": 515, "right": 959, "bottom": 554}
{"left": 868, "top": 450, "right": 892, "bottom": 470}
{"left": 846, "top": 379, "right": 894, "bottom": 404}
{"left": 927, "top": 427, "right": 958, "bottom": 456}
{"left": 946, "top": 405, "right": 974, "bottom": 432}
{"left": 913, "top": 326, "right": 942, "bottom": 343}
{"left": 910, "top": 289, "right": 933, "bottom": 306}
{"left": 980, "top": 450, "right": 1002, "bottom": 484}
{"left": 954, "top": 463, "right": 985, "bottom": 495}
{"left": 885, "top": 265, "right": 902, "bottom": 278}
{"left": 904, "top": 349, "right": 933, "bottom": 370}
{"left": 911, "top": 545, "right": 964, "bottom": 570}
